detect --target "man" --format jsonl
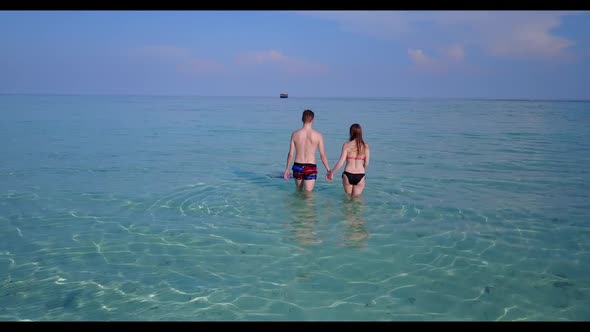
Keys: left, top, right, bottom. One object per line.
{"left": 284, "top": 109, "right": 331, "bottom": 191}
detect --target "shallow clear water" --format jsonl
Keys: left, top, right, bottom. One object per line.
{"left": 1, "top": 95, "right": 589, "bottom": 321}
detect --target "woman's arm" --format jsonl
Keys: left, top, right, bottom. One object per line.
{"left": 331, "top": 143, "right": 348, "bottom": 175}
{"left": 364, "top": 144, "right": 370, "bottom": 169}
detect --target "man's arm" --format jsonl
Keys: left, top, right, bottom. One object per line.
{"left": 284, "top": 133, "right": 295, "bottom": 179}
{"left": 318, "top": 133, "right": 331, "bottom": 173}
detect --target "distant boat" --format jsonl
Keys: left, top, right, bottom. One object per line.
{"left": 280, "top": 92, "right": 288, "bottom": 98}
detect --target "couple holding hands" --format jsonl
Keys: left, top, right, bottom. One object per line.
{"left": 284, "top": 109, "right": 370, "bottom": 197}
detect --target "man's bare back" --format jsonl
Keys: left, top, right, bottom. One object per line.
{"left": 284, "top": 110, "right": 331, "bottom": 192}
{"left": 292, "top": 127, "right": 322, "bottom": 164}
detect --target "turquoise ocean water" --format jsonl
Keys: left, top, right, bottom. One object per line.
{"left": 1, "top": 95, "right": 589, "bottom": 321}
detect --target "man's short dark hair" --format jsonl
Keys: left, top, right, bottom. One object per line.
{"left": 302, "top": 110, "right": 314, "bottom": 123}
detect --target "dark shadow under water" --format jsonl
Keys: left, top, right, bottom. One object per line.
{"left": 232, "top": 168, "right": 330, "bottom": 192}
{"left": 285, "top": 190, "right": 321, "bottom": 246}
{"left": 340, "top": 195, "right": 369, "bottom": 247}
{"left": 285, "top": 189, "right": 370, "bottom": 247}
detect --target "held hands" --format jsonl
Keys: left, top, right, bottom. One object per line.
{"left": 325, "top": 170, "right": 334, "bottom": 182}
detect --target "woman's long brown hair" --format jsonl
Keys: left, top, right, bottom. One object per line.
{"left": 349, "top": 123, "right": 365, "bottom": 155}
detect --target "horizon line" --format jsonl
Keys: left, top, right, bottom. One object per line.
{"left": 1, "top": 92, "right": 589, "bottom": 103}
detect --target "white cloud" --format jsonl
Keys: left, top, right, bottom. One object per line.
{"left": 407, "top": 45, "right": 473, "bottom": 75}
{"left": 299, "top": 11, "right": 579, "bottom": 60}
{"left": 408, "top": 49, "right": 433, "bottom": 66}
{"left": 249, "top": 50, "right": 288, "bottom": 63}
{"left": 432, "top": 11, "right": 576, "bottom": 60}
{"left": 445, "top": 45, "right": 465, "bottom": 61}
{"left": 236, "top": 50, "right": 329, "bottom": 76}
{"left": 407, "top": 48, "right": 448, "bottom": 74}
{"left": 299, "top": 11, "right": 410, "bottom": 39}
{"left": 130, "top": 45, "right": 225, "bottom": 75}
{"left": 178, "top": 58, "right": 225, "bottom": 75}
{"left": 133, "top": 45, "right": 191, "bottom": 61}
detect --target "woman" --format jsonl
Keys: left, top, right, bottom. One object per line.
{"left": 328, "top": 123, "right": 370, "bottom": 196}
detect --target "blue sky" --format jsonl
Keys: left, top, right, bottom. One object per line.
{"left": 1, "top": 11, "right": 589, "bottom": 99}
